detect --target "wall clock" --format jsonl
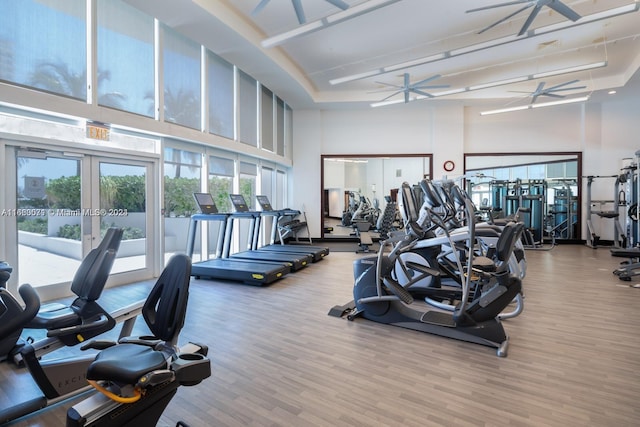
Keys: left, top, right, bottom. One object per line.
{"left": 443, "top": 160, "right": 455, "bottom": 172}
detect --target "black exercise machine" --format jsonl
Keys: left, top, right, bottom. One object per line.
{"left": 66, "top": 253, "right": 211, "bottom": 427}
{"left": 255, "top": 195, "right": 329, "bottom": 262}
{"left": 329, "top": 182, "right": 522, "bottom": 357}
{"left": 226, "top": 194, "right": 313, "bottom": 271}
{"left": 188, "top": 193, "right": 290, "bottom": 285}
{"left": 0, "top": 228, "right": 147, "bottom": 424}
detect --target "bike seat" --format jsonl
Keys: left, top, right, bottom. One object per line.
{"left": 87, "top": 343, "right": 167, "bottom": 385}
{"left": 26, "top": 305, "right": 80, "bottom": 330}
{"left": 472, "top": 256, "right": 497, "bottom": 273}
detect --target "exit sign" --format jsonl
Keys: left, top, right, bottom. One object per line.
{"left": 86, "top": 121, "right": 110, "bottom": 141}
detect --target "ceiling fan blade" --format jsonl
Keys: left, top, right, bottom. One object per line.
{"left": 533, "top": 81, "right": 546, "bottom": 94}
{"left": 478, "top": 4, "right": 533, "bottom": 34}
{"left": 291, "top": 0, "right": 306, "bottom": 24}
{"left": 518, "top": 3, "right": 543, "bottom": 36}
{"left": 410, "top": 88, "right": 435, "bottom": 98}
{"left": 548, "top": 0, "right": 581, "bottom": 22}
{"left": 251, "top": 0, "right": 271, "bottom": 16}
{"left": 546, "top": 86, "right": 587, "bottom": 94}
{"left": 380, "top": 90, "right": 403, "bottom": 102}
{"left": 404, "top": 91, "right": 410, "bottom": 103}
{"left": 466, "top": 0, "right": 531, "bottom": 13}
{"left": 544, "top": 79, "right": 580, "bottom": 91}
{"left": 325, "top": 0, "right": 349, "bottom": 11}
{"left": 373, "top": 81, "right": 405, "bottom": 90}
{"left": 411, "top": 74, "right": 442, "bottom": 87}
{"left": 413, "top": 84, "right": 450, "bottom": 90}
{"left": 542, "top": 93, "right": 566, "bottom": 98}
{"left": 369, "top": 86, "right": 403, "bottom": 94}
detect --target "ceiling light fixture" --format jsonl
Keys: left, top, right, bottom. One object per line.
{"left": 468, "top": 76, "right": 529, "bottom": 91}
{"left": 332, "top": 2, "right": 638, "bottom": 85}
{"left": 261, "top": 0, "right": 400, "bottom": 48}
{"left": 480, "top": 95, "right": 590, "bottom": 115}
{"left": 532, "top": 61, "right": 607, "bottom": 78}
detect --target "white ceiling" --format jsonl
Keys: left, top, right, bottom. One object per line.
{"left": 126, "top": 0, "right": 640, "bottom": 109}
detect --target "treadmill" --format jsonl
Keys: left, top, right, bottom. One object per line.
{"left": 187, "top": 193, "right": 290, "bottom": 285}
{"left": 225, "top": 194, "right": 312, "bottom": 271}
{"left": 254, "top": 195, "right": 329, "bottom": 262}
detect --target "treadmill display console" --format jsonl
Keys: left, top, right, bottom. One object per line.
{"left": 229, "top": 194, "right": 249, "bottom": 212}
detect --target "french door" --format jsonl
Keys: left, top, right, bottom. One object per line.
{"left": 3, "top": 144, "right": 157, "bottom": 300}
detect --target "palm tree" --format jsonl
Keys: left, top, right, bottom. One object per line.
{"left": 30, "top": 61, "right": 126, "bottom": 108}
{"left": 144, "top": 86, "right": 201, "bottom": 129}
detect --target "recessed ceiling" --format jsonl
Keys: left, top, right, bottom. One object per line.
{"left": 125, "top": 0, "right": 640, "bottom": 109}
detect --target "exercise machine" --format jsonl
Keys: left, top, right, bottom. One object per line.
{"left": 225, "top": 194, "right": 312, "bottom": 271}
{"left": 187, "top": 193, "right": 290, "bottom": 285}
{"left": 547, "top": 180, "right": 578, "bottom": 240}
{"left": 397, "top": 179, "right": 525, "bottom": 319}
{"left": 329, "top": 183, "right": 522, "bottom": 357}
{"left": 585, "top": 175, "right": 626, "bottom": 248}
{"left": 0, "top": 228, "right": 146, "bottom": 424}
{"left": 66, "top": 253, "right": 211, "bottom": 427}
{"left": 611, "top": 151, "right": 640, "bottom": 282}
{"left": 3, "top": 227, "right": 126, "bottom": 364}
{"left": 255, "top": 195, "right": 330, "bottom": 262}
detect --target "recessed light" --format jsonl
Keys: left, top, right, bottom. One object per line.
{"left": 608, "top": 90, "right": 617, "bottom": 95}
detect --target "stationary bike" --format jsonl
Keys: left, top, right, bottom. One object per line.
{"left": 66, "top": 253, "right": 211, "bottom": 427}
{"left": 0, "top": 228, "right": 146, "bottom": 424}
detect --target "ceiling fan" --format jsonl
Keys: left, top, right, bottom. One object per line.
{"left": 374, "top": 73, "right": 450, "bottom": 103}
{"left": 511, "top": 79, "right": 587, "bottom": 104}
{"left": 252, "top": 0, "right": 350, "bottom": 25}
{"left": 467, "top": 0, "right": 582, "bottom": 36}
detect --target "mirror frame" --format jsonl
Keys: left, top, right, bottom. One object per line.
{"left": 321, "top": 153, "right": 433, "bottom": 239}
{"left": 464, "top": 151, "right": 583, "bottom": 241}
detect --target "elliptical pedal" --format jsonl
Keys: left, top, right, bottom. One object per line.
{"left": 420, "top": 310, "right": 456, "bottom": 327}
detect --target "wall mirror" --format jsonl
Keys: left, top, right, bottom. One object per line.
{"left": 321, "top": 154, "right": 432, "bottom": 239}
{"left": 464, "top": 152, "right": 582, "bottom": 242}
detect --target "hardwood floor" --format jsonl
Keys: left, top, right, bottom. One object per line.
{"left": 2, "top": 245, "right": 639, "bottom": 426}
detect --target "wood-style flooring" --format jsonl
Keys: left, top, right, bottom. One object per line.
{"left": 1, "top": 244, "right": 639, "bottom": 426}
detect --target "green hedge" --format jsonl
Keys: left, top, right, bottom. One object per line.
{"left": 19, "top": 175, "right": 235, "bottom": 220}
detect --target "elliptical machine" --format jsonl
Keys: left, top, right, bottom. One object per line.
{"left": 390, "top": 179, "right": 526, "bottom": 320}
{"left": 336, "top": 181, "right": 523, "bottom": 357}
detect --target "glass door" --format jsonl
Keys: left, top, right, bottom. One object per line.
{"left": 14, "top": 150, "right": 84, "bottom": 292}
{"left": 4, "top": 146, "right": 156, "bottom": 299}
{"left": 95, "top": 158, "right": 154, "bottom": 278}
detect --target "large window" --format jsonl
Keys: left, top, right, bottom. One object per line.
{"left": 163, "top": 147, "right": 202, "bottom": 217}
{"left": 97, "top": 0, "right": 154, "bottom": 116}
{"left": 164, "top": 146, "right": 201, "bottom": 261}
{"left": 209, "top": 155, "right": 235, "bottom": 213}
{"left": 282, "top": 104, "right": 293, "bottom": 157}
{"left": 0, "top": 0, "right": 86, "bottom": 99}
{"left": 261, "top": 86, "right": 274, "bottom": 152}
{"left": 238, "top": 70, "right": 258, "bottom": 147}
{"left": 208, "top": 52, "right": 234, "bottom": 139}
{"left": 162, "top": 24, "right": 201, "bottom": 130}
{"left": 239, "top": 161, "right": 257, "bottom": 210}
{"left": 276, "top": 97, "right": 285, "bottom": 157}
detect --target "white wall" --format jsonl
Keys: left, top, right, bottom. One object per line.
{"left": 293, "top": 74, "right": 639, "bottom": 240}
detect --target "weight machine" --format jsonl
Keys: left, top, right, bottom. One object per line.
{"left": 610, "top": 151, "right": 640, "bottom": 283}
{"left": 585, "top": 175, "right": 626, "bottom": 248}
{"left": 547, "top": 180, "right": 578, "bottom": 240}
{"left": 488, "top": 179, "right": 547, "bottom": 247}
